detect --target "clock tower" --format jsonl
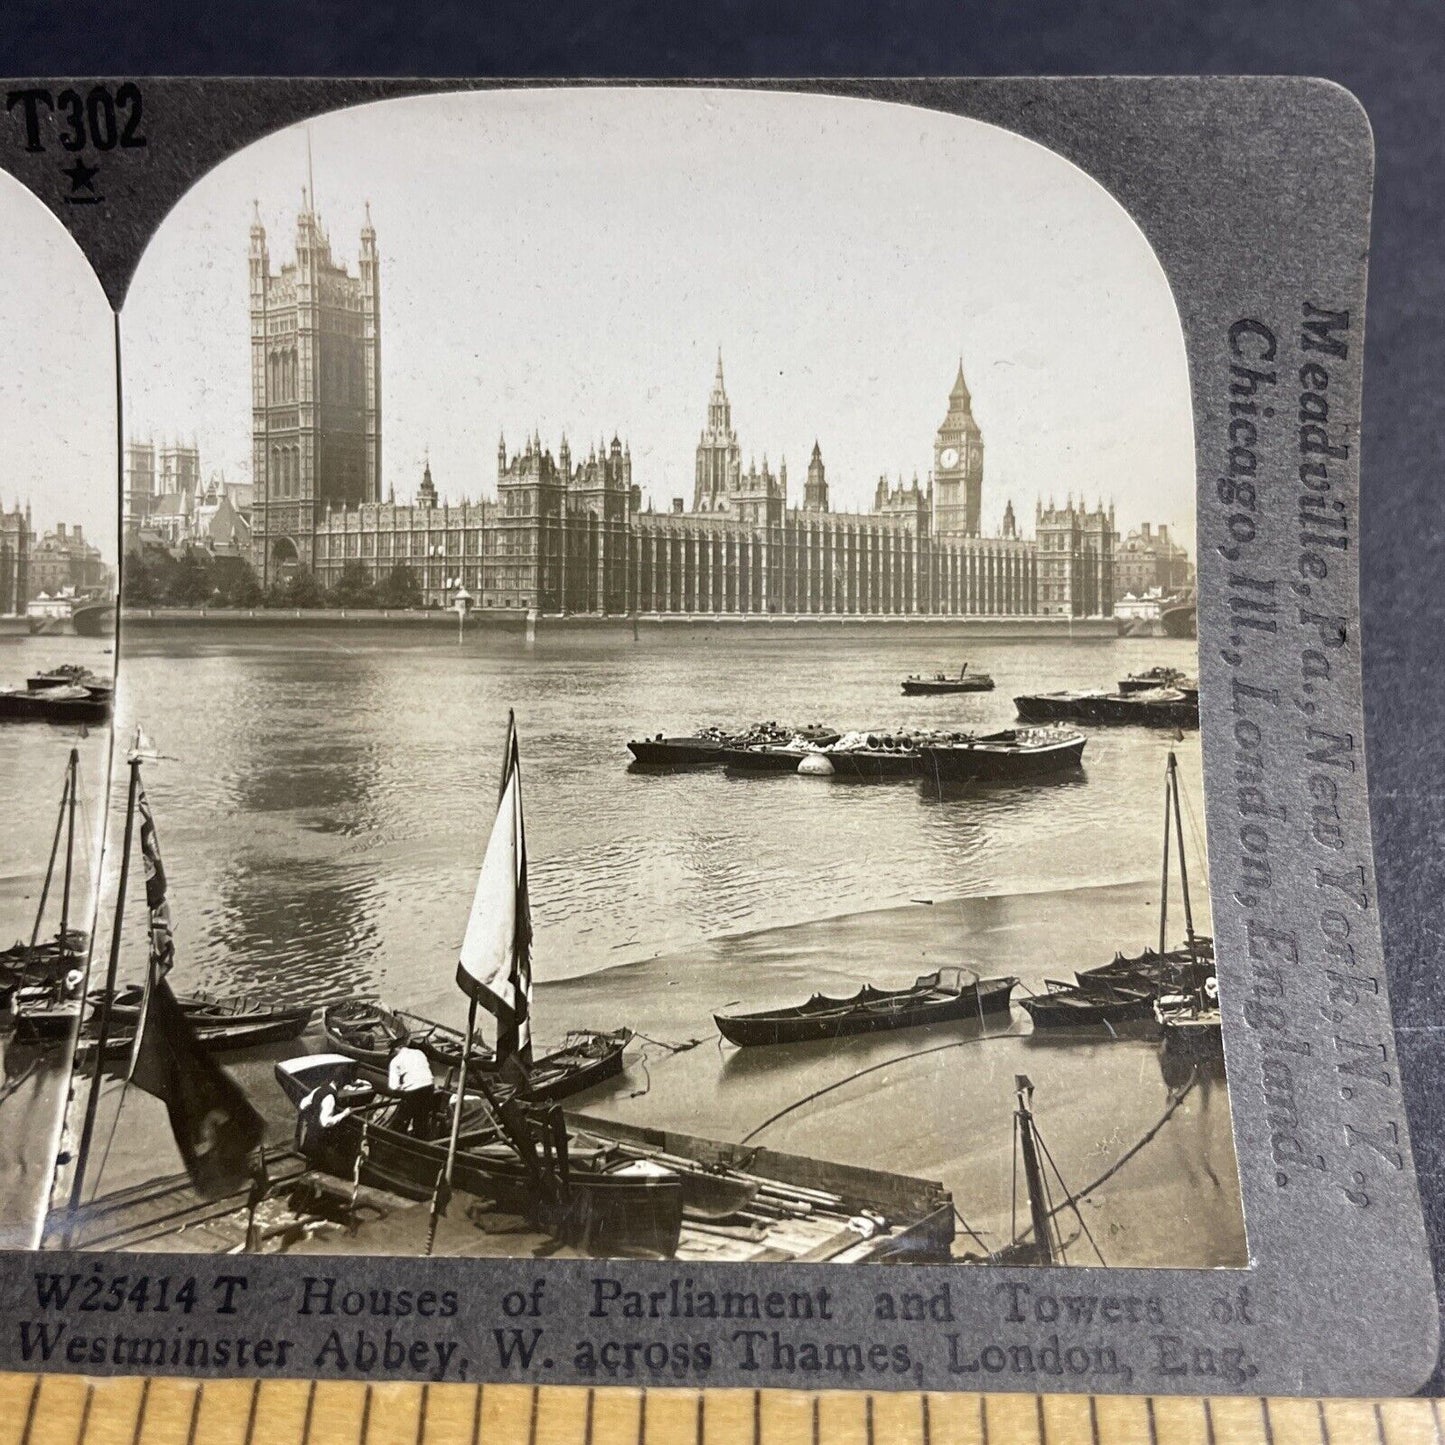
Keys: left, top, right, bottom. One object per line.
{"left": 932, "top": 358, "right": 984, "bottom": 537}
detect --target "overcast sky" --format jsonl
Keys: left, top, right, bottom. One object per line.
{"left": 0, "top": 169, "right": 115, "bottom": 552}
{"left": 122, "top": 88, "right": 1196, "bottom": 551}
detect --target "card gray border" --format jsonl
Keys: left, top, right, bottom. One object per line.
{"left": 0, "top": 76, "right": 1432, "bottom": 1397}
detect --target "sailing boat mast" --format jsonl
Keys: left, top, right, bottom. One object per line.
{"left": 66, "top": 740, "right": 142, "bottom": 1234}
{"left": 58, "top": 744, "right": 79, "bottom": 965}
{"left": 1158, "top": 755, "right": 1173, "bottom": 955}
{"left": 1167, "top": 751, "right": 1196, "bottom": 956}
{"left": 427, "top": 709, "right": 528, "bottom": 1256}
{"left": 1014, "top": 1075, "right": 1055, "bottom": 1265}
{"left": 29, "top": 748, "right": 77, "bottom": 953}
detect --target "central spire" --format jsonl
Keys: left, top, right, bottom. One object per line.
{"left": 950, "top": 356, "right": 972, "bottom": 406}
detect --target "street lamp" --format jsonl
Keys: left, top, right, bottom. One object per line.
{"left": 453, "top": 583, "right": 473, "bottom": 642}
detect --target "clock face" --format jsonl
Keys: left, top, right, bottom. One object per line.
{"left": 939, "top": 446, "right": 960, "bottom": 470}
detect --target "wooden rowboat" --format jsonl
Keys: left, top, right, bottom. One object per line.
{"left": 16, "top": 998, "right": 313, "bottom": 1051}
{"left": 715, "top": 968, "right": 1016, "bottom": 1047}
{"left": 323, "top": 1002, "right": 630, "bottom": 1102}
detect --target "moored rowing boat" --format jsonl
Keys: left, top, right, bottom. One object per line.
{"left": 716, "top": 968, "right": 1016, "bottom": 1047}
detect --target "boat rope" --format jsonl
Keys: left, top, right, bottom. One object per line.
{"left": 1176, "top": 780, "right": 1210, "bottom": 887}
{"left": 950, "top": 1202, "right": 990, "bottom": 1253}
{"left": 738, "top": 1029, "right": 1022, "bottom": 1145}
{"left": 1044, "top": 1066, "right": 1200, "bottom": 1221}
{"left": 625, "top": 1032, "right": 715, "bottom": 1098}
{"left": 1032, "top": 1124, "right": 1107, "bottom": 1266}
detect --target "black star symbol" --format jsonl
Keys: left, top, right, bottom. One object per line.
{"left": 62, "top": 158, "right": 100, "bottom": 194}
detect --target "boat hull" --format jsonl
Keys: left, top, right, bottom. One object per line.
{"left": 627, "top": 737, "right": 727, "bottom": 766}
{"left": 720, "top": 745, "right": 815, "bottom": 772}
{"left": 0, "top": 689, "right": 111, "bottom": 725}
{"left": 1015, "top": 691, "right": 1197, "bottom": 728}
{"left": 900, "top": 678, "right": 995, "bottom": 695}
{"left": 323, "top": 1005, "right": 629, "bottom": 1102}
{"left": 1018, "top": 991, "right": 1155, "bottom": 1029}
{"left": 277, "top": 1056, "right": 683, "bottom": 1256}
{"left": 823, "top": 749, "right": 923, "bottom": 780}
{"left": 918, "top": 732, "right": 1085, "bottom": 781}
{"left": 716, "top": 974, "right": 1016, "bottom": 1047}
{"left": 1160, "top": 1013, "right": 1223, "bottom": 1052}
{"left": 19, "top": 1004, "right": 313, "bottom": 1052}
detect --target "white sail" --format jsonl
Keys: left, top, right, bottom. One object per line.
{"left": 455, "top": 717, "right": 532, "bottom": 1060}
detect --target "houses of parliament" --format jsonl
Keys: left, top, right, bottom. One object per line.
{"left": 245, "top": 200, "right": 1114, "bottom": 619}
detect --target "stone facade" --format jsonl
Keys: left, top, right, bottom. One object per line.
{"left": 1113, "top": 521, "right": 1194, "bottom": 603}
{"left": 1035, "top": 498, "right": 1116, "bottom": 618}
{"left": 0, "top": 502, "right": 29, "bottom": 614}
{"left": 252, "top": 204, "right": 1112, "bottom": 618}
{"left": 311, "top": 359, "right": 1113, "bottom": 618}
{"left": 28, "top": 522, "right": 109, "bottom": 597}
{"left": 249, "top": 198, "right": 381, "bottom": 585}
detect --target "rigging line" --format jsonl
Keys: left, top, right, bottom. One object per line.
{"left": 1032, "top": 1125, "right": 1107, "bottom": 1267}
{"left": 1177, "top": 784, "right": 1210, "bottom": 873}
{"left": 738, "top": 1029, "right": 1019, "bottom": 1145}
{"left": 29, "top": 761, "right": 70, "bottom": 949}
{"left": 1034, "top": 1130, "right": 1064, "bottom": 1263}
{"left": 951, "top": 1202, "right": 990, "bottom": 1253}
{"left": 89, "top": 1077, "right": 131, "bottom": 1211}
{"left": 1010, "top": 1113, "right": 1019, "bottom": 1250}
{"left": 1045, "top": 1068, "right": 1201, "bottom": 1221}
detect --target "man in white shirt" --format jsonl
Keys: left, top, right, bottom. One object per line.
{"left": 387, "top": 1038, "right": 437, "bottom": 1137}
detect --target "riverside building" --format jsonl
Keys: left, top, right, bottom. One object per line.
{"left": 307, "top": 359, "right": 1114, "bottom": 619}
{"left": 251, "top": 203, "right": 1113, "bottom": 617}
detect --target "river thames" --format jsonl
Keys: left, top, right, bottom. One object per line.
{"left": 3, "top": 624, "right": 1246, "bottom": 1265}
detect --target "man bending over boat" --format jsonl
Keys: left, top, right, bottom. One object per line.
{"left": 387, "top": 1037, "right": 438, "bottom": 1136}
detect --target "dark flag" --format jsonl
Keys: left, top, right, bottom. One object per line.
{"left": 135, "top": 780, "right": 175, "bottom": 977}
{"left": 130, "top": 976, "right": 265, "bottom": 1198}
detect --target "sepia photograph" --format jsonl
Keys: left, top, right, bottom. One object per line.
{"left": 0, "top": 164, "right": 118, "bottom": 1246}
{"left": 30, "top": 88, "right": 1240, "bottom": 1268}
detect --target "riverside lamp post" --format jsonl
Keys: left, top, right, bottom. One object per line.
{"left": 453, "top": 583, "right": 474, "bottom": 642}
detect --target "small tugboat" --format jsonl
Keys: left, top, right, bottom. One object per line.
{"left": 918, "top": 726, "right": 1086, "bottom": 782}
{"left": 715, "top": 967, "right": 1016, "bottom": 1047}
{"left": 900, "top": 664, "right": 995, "bottom": 696}
{"left": 0, "top": 679, "right": 111, "bottom": 724}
